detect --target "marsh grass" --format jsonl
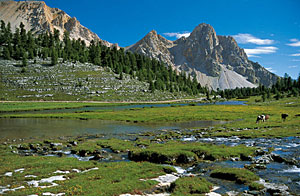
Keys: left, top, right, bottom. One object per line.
{"left": 170, "top": 176, "right": 213, "bottom": 195}
{"left": 127, "top": 140, "right": 256, "bottom": 165}
{"left": 210, "top": 167, "right": 259, "bottom": 184}
{"left": 0, "top": 102, "right": 129, "bottom": 112}
{"left": 0, "top": 145, "right": 174, "bottom": 196}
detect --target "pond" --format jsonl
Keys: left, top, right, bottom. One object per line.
{"left": 0, "top": 118, "right": 228, "bottom": 141}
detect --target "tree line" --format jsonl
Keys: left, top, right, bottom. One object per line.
{"left": 217, "top": 73, "right": 300, "bottom": 101}
{"left": 1, "top": 20, "right": 299, "bottom": 99}
{"left": 0, "top": 21, "right": 205, "bottom": 95}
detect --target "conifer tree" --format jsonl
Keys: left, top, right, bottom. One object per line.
{"left": 51, "top": 47, "right": 58, "bottom": 65}
{"left": 22, "top": 52, "right": 28, "bottom": 67}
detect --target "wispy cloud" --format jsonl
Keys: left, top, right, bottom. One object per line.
{"left": 233, "top": 33, "right": 274, "bottom": 45}
{"left": 244, "top": 46, "right": 278, "bottom": 57}
{"left": 291, "top": 59, "right": 300, "bottom": 62}
{"left": 287, "top": 39, "right": 300, "bottom": 47}
{"left": 163, "top": 32, "right": 191, "bottom": 39}
{"left": 290, "top": 53, "right": 300, "bottom": 57}
{"left": 288, "top": 65, "right": 298, "bottom": 68}
{"left": 266, "top": 67, "right": 276, "bottom": 73}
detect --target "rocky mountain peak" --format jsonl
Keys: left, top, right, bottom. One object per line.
{"left": 0, "top": 1, "right": 117, "bottom": 47}
{"left": 127, "top": 23, "right": 278, "bottom": 90}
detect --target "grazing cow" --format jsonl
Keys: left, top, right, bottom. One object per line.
{"left": 265, "top": 115, "right": 270, "bottom": 121}
{"left": 281, "top": 113, "right": 288, "bottom": 121}
{"left": 256, "top": 115, "right": 266, "bottom": 123}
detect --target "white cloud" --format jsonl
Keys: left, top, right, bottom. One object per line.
{"left": 266, "top": 67, "right": 276, "bottom": 73}
{"left": 288, "top": 65, "right": 298, "bottom": 68}
{"left": 287, "top": 39, "right": 300, "bottom": 47}
{"left": 233, "top": 33, "right": 274, "bottom": 45}
{"left": 244, "top": 46, "right": 278, "bottom": 57}
{"left": 291, "top": 59, "right": 300, "bottom": 62}
{"left": 290, "top": 53, "right": 300, "bottom": 56}
{"left": 163, "top": 32, "right": 191, "bottom": 39}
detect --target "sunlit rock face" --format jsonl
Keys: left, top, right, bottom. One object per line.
{"left": 127, "top": 23, "right": 278, "bottom": 90}
{"left": 0, "top": 1, "right": 118, "bottom": 47}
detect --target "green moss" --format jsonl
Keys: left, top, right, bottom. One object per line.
{"left": 97, "top": 138, "right": 138, "bottom": 152}
{"left": 129, "top": 141, "right": 256, "bottom": 165}
{"left": 71, "top": 139, "right": 102, "bottom": 155}
{"left": 170, "top": 176, "right": 213, "bottom": 195}
{"left": 0, "top": 145, "right": 172, "bottom": 196}
{"left": 210, "top": 167, "right": 259, "bottom": 184}
{"left": 249, "top": 182, "right": 264, "bottom": 191}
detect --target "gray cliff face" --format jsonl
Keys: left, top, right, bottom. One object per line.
{"left": 126, "top": 30, "right": 174, "bottom": 66}
{"left": 127, "top": 23, "right": 278, "bottom": 90}
{"left": 0, "top": 1, "right": 117, "bottom": 47}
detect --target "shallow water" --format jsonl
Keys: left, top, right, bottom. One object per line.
{"left": 188, "top": 136, "right": 300, "bottom": 194}
{"left": 0, "top": 118, "right": 227, "bottom": 140}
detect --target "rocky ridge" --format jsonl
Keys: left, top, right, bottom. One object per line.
{"left": 127, "top": 23, "right": 278, "bottom": 90}
{"left": 0, "top": 1, "right": 117, "bottom": 47}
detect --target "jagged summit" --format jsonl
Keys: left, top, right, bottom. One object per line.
{"left": 127, "top": 23, "right": 278, "bottom": 90}
{"left": 0, "top": 1, "right": 117, "bottom": 47}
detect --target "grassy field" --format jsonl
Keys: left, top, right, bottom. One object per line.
{"left": 0, "top": 97, "right": 299, "bottom": 195}
{"left": 0, "top": 144, "right": 176, "bottom": 195}
{"left": 1, "top": 97, "right": 299, "bottom": 138}
{"left": 0, "top": 102, "right": 131, "bottom": 112}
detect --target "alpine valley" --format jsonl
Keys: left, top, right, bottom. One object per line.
{"left": 1, "top": 2, "right": 300, "bottom": 196}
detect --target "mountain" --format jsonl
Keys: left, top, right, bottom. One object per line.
{"left": 126, "top": 23, "right": 278, "bottom": 90}
{"left": 0, "top": 0, "right": 117, "bottom": 47}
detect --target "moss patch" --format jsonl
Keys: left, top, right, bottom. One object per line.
{"left": 170, "top": 176, "right": 213, "bottom": 195}
{"left": 210, "top": 167, "right": 259, "bottom": 184}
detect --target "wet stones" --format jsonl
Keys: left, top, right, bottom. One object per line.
{"left": 244, "top": 164, "right": 267, "bottom": 170}
{"left": 257, "top": 179, "right": 290, "bottom": 196}
{"left": 90, "top": 154, "right": 104, "bottom": 161}
{"left": 240, "top": 154, "right": 254, "bottom": 161}
{"left": 69, "top": 141, "right": 78, "bottom": 146}
{"left": 255, "top": 149, "right": 267, "bottom": 156}
{"left": 177, "top": 154, "right": 197, "bottom": 164}
{"left": 271, "top": 154, "right": 298, "bottom": 165}
{"left": 253, "top": 154, "right": 273, "bottom": 164}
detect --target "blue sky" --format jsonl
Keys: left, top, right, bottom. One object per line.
{"left": 44, "top": 0, "right": 300, "bottom": 79}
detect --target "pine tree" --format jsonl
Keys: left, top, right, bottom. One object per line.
{"left": 119, "top": 72, "right": 123, "bottom": 80}
{"left": 149, "top": 80, "right": 155, "bottom": 93}
{"left": 51, "top": 47, "right": 58, "bottom": 65}
{"left": 3, "top": 47, "right": 10, "bottom": 60}
{"left": 22, "top": 52, "right": 28, "bottom": 67}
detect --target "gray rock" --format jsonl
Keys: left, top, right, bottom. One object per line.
{"left": 127, "top": 23, "right": 278, "bottom": 90}
{"left": 257, "top": 179, "right": 290, "bottom": 196}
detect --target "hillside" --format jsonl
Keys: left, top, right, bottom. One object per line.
{"left": 0, "top": 59, "right": 195, "bottom": 101}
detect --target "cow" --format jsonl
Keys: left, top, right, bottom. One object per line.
{"left": 256, "top": 115, "right": 266, "bottom": 123}
{"left": 281, "top": 113, "right": 288, "bottom": 121}
{"left": 265, "top": 115, "right": 270, "bottom": 121}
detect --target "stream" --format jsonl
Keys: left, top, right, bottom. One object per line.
{"left": 1, "top": 100, "right": 299, "bottom": 195}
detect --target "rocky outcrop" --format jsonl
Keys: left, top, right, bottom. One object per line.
{"left": 0, "top": 1, "right": 117, "bottom": 47}
{"left": 127, "top": 23, "right": 278, "bottom": 90}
